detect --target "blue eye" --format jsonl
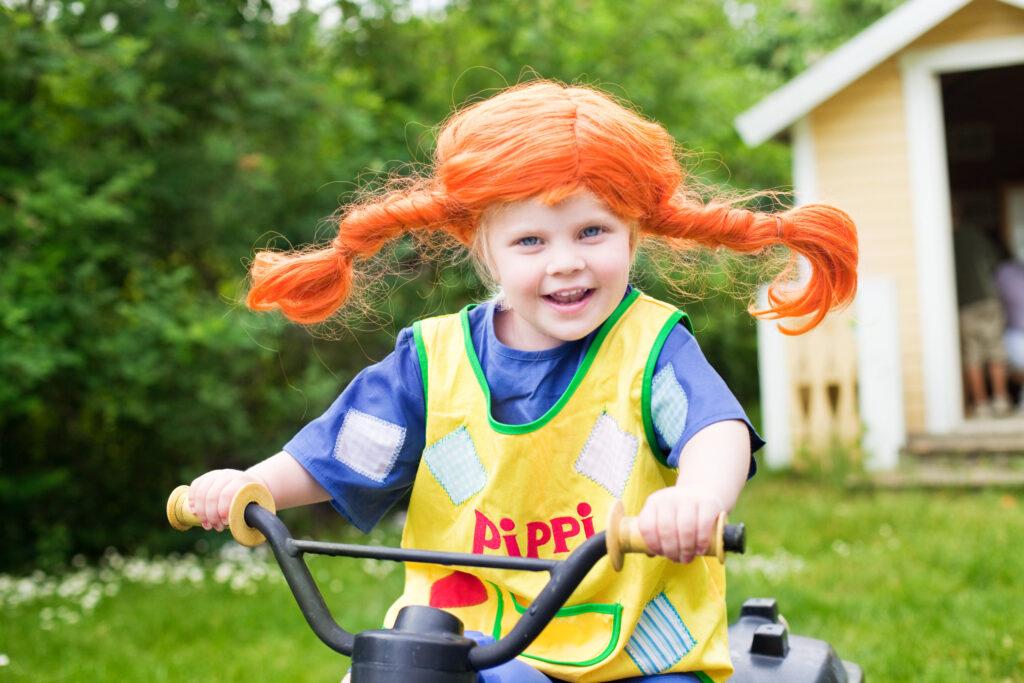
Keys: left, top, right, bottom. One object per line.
{"left": 516, "top": 236, "right": 541, "bottom": 247}
{"left": 580, "top": 225, "right": 604, "bottom": 238}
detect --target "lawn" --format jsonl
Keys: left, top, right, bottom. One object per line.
{"left": 2, "top": 477, "right": 1021, "bottom": 682}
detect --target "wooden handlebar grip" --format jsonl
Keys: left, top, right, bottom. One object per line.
{"left": 165, "top": 482, "right": 276, "bottom": 547}
{"left": 167, "top": 485, "right": 200, "bottom": 530}
{"left": 605, "top": 500, "right": 727, "bottom": 571}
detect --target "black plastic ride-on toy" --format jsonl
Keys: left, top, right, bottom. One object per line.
{"left": 167, "top": 482, "right": 864, "bottom": 682}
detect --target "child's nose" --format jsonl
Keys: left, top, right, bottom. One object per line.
{"left": 545, "top": 249, "right": 585, "bottom": 276}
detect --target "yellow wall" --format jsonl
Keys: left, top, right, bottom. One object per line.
{"left": 798, "top": 0, "right": 1024, "bottom": 441}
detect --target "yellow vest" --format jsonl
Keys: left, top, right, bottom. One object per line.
{"left": 385, "top": 290, "right": 732, "bottom": 683}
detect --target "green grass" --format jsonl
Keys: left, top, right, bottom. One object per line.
{"left": 728, "top": 476, "right": 1023, "bottom": 682}
{"left": 2, "top": 478, "right": 1022, "bottom": 682}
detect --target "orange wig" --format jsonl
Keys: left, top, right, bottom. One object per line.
{"left": 247, "top": 80, "right": 857, "bottom": 333}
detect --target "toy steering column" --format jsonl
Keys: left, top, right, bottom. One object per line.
{"left": 166, "top": 482, "right": 276, "bottom": 547}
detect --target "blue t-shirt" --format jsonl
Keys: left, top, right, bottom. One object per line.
{"left": 285, "top": 293, "right": 764, "bottom": 532}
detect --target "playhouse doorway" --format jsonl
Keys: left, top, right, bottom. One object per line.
{"left": 943, "top": 63, "right": 1024, "bottom": 422}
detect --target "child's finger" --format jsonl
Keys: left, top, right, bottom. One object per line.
{"left": 188, "top": 472, "right": 216, "bottom": 528}
{"left": 638, "top": 504, "right": 663, "bottom": 557}
{"left": 656, "top": 504, "right": 681, "bottom": 562}
{"left": 202, "top": 479, "right": 221, "bottom": 530}
{"left": 217, "top": 478, "right": 242, "bottom": 527}
{"left": 675, "top": 504, "right": 696, "bottom": 564}
{"left": 694, "top": 501, "right": 718, "bottom": 557}
{"left": 205, "top": 474, "right": 232, "bottom": 531}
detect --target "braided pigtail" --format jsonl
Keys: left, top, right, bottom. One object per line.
{"left": 650, "top": 198, "right": 858, "bottom": 334}
{"left": 246, "top": 183, "right": 451, "bottom": 324}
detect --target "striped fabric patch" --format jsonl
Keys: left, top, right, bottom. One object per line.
{"left": 333, "top": 409, "right": 406, "bottom": 483}
{"left": 652, "top": 363, "right": 688, "bottom": 448}
{"left": 423, "top": 426, "right": 487, "bottom": 505}
{"left": 625, "top": 593, "right": 697, "bottom": 675}
{"left": 574, "top": 412, "right": 638, "bottom": 498}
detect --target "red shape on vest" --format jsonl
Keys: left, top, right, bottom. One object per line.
{"left": 429, "top": 571, "right": 488, "bottom": 608}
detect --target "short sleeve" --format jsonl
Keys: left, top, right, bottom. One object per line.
{"left": 282, "top": 327, "right": 425, "bottom": 532}
{"left": 649, "top": 323, "right": 764, "bottom": 476}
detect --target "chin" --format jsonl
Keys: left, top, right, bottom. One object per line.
{"left": 550, "top": 321, "right": 599, "bottom": 342}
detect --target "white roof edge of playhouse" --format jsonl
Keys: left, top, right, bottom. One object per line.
{"left": 735, "top": 0, "right": 1024, "bottom": 147}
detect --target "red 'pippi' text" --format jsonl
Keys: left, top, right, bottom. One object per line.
{"left": 472, "top": 503, "right": 596, "bottom": 558}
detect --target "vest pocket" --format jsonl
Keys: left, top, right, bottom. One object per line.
{"left": 502, "top": 591, "right": 623, "bottom": 667}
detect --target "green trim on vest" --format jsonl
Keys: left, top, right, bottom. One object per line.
{"left": 412, "top": 320, "right": 429, "bottom": 411}
{"left": 459, "top": 288, "right": 642, "bottom": 435}
{"left": 641, "top": 310, "right": 687, "bottom": 466}
{"left": 508, "top": 593, "right": 624, "bottom": 668}
{"left": 679, "top": 311, "right": 693, "bottom": 335}
{"left": 487, "top": 581, "right": 504, "bottom": 641}
{"left": 695, "top": 671, "right": 714, "bottom": 683}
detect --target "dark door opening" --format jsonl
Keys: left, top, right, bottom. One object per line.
{"left": 943, "top": 63, "right": 1024, "bottom": 420}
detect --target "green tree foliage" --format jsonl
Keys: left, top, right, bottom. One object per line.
{"left": 0, "top": 0, "right": 404, "bottom": 568}
{"left": 1, "top": 0, "right": 896, "bottom": 569}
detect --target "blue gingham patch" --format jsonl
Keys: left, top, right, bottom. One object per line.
{"left": 574, "top": 413, "right": 638, "bottom": 498}
{"left": 652, "top": 363, "right": 688, "bottom": 448}
{"left": 333, "top": 409, "right": 406, "bottom": 483}
{"left": 424, "top": 426, "right": 487, "bottom": 505}
{"left": 625, "top": 593, "right": 697, "bottom": 675}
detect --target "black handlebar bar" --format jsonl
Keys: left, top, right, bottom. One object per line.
{"left": 246, "top": 506, "right": 356, "bottom": 654}
{"left": 470, "top": 531, "right": 611, "bottom": 670}
{"left": 243, "top": 502, "right": 745, "bottom": 674}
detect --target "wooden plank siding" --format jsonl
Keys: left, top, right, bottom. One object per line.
{"left": 792, "top": 0, "right": 1024, "bottom": 450}
{"left": 913, "top": 0, "right": 1024, "bottom": 48}
{"left": 810, "top": 56, "right": 919, "bottom": 436}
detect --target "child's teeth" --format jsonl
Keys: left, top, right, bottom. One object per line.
{"left": 552, "top": 289, "right": 586, "bottom": 303}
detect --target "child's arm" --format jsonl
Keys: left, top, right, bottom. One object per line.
{"left": 187, "top": 451, "right": 330, "bottom": 531}
{"left": 637, "top": 419, "right": 751, "bottom": 564}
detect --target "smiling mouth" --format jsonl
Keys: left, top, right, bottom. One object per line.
{"left": 543, "top": 288, "right": 594, "bottom": 305}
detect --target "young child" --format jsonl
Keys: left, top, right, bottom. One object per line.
{"left": 187, "top": 80, "right": 857, "bottom": 682}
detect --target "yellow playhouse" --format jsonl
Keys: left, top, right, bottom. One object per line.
{"left": 737, "top": 0, "right": 1024, "bottom": 469}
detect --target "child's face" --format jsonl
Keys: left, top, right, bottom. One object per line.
{"left": 481, "top": 190, "right": 633, "bottom": 350}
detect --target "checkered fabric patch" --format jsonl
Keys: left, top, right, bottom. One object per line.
{"left": 625, "top": 592, "right": 697, "bottom": 675}
{"left": 574, "top": 413, "right": 638, "bottom": 498}
{"left": 333, "top": 409, "right": 406, "bottom": 483}
{"left": 423, "top": 426, "right": 487, "bottom": 505}
{"left": 652, "top": 363, "right": 688, "bottom": 448}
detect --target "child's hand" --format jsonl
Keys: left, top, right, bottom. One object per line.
{"left": 188, "top": 469, "right": 267, "bottom": 532}
{"left": 636, "top": 488, "right": 725, "bottom": 564}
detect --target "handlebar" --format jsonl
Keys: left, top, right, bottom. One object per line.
{"left": 166, "top": 483, "right": 275, "bottom": 546}
{"left": 166, "top": 483, "right": 745, "bottom": 673}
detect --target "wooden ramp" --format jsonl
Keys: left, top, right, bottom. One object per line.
{"left": 851, "top": 417, "right": 1024, "bottom": 489}
{"left": 905, "top": 416, "right": 1024, "bottom": 456}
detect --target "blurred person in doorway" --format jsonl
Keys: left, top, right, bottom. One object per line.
{"left": 995, "top": 257, "right": 1024, "bottom": 412}
{"left": 953, "top": 215, "right": 1011, "bottom": 418}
